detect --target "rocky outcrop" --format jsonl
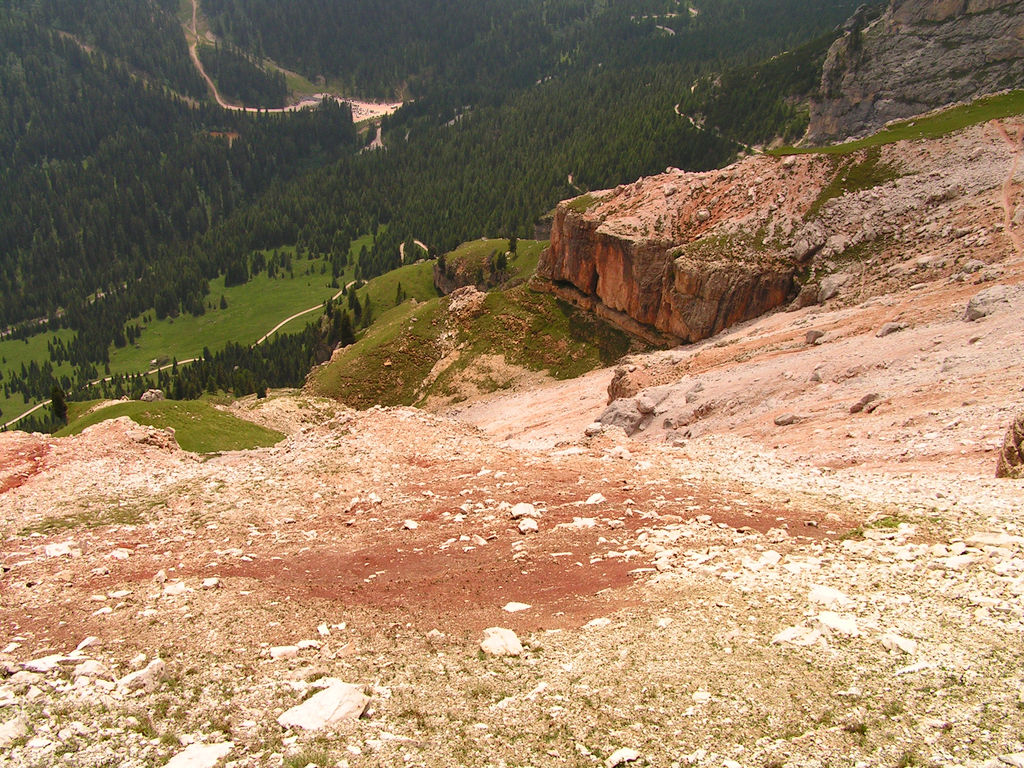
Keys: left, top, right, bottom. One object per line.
{"left": 806, "top": 0, "right": 1024, "bottom": 143}
{"left": 433, "top": 247, "right": 509, "bottom": 296}
{"left": 534, "top": 155, "right": 834, "bottom": 345}
{"left": 996, "top": 411, "right": 1024, "bottom": 479}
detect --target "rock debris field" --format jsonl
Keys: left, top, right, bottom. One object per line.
{"left": 2, "top": 126, "right": 1024, "bottom": 767}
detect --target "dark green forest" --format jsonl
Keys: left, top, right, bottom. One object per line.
{"left": 196, "top": 42, "right": 288, "bottom": 107}
{"left": 1, "top": 0, "right": 863, "bottom": 429}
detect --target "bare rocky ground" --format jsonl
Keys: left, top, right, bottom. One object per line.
{"left": 2, "top": 124, "right": 1024, "bottom": 768}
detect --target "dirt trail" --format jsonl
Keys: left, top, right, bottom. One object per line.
{"left": 185, "top": 0, "right": 400, "bottom": 118}
{"left": 2, "top": 278, "right": 355, "bottom": 431}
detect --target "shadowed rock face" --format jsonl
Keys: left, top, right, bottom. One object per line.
{"left": 806, "top": 0, "right": 1024, "bottom": 143}
{"left": 536, "top": 206, "right": 796, "bottom": 345}
{"left": 996, "top": 411, "right": 1024, "bottom": 479}
{"left": 533, "top": 155, "right": 830, "bottom": 346}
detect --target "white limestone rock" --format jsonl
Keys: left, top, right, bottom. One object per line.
{"left": 817, "top": 612, "right": 860, "bottom": 637}
{"left": 165, "top": 742, "right": 233, "bottom": 768}
{"left": 277, "top": 680, "right": 369, "bottom": 730}
{"left": 808, "top": 585, "right": 853, "bottom": 609}
{"left": 480, "top": 627, "right": 523, "bottom": 657}
{"left": 117, "top": 658, "right": 165, "bottom": 693}
{"left": 606, "top": 747, "right": 641, "bottom": 767}
{"left": 880, "top": 633, "right": 918, "bottom": 655}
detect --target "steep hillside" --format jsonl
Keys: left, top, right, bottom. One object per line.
{"left": 306, "top": 241, "right": 640, "bottom": 410}
{"left": 805, "top": 0, "right": 1024, "bottom": 143}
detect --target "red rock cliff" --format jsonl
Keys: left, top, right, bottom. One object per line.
{"left": 535, "top": 154, "right": 833, "bottom": 345}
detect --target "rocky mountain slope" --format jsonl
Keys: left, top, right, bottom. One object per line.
{"left": 1, "top": 120, "right": 1023, "bottom": 767}
{"left": 805, "top": 0, "right": 1024, "bottom": 143}
{"left": 535, "top": 119, "right": 1017, "bottom": 350}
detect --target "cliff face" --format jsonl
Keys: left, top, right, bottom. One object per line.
{"left": 806, "top": 0, "right": 1024, "bottom": 143}
{"left": 534, "top": 154, "right": 834, "bottom": 345}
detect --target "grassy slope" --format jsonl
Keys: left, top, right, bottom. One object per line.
{"left": 309, "top": 239, "right": 636, "bottom": 408}
{"left": 108, "top": 253, "right": 341, "bottom": 374}
{"left": 440, "top": 238, "right": 545, "bottom": 280}
{"left": 56, "top": 399, "right": 284, "bottom": 453}
{"left": 0, "top": 330, "right": 77, "bottom": 423}
{"left": 349, "top": 260, "right": 441, "bottom": 327}
{"left": 2, "top": 237, "right": 375, "bottom": 424}
{"left": 776, "top": 89, "right": 1024, "bottom": 156}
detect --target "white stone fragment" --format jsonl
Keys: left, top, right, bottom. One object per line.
{"left": 277, "top": 680, "right": 368, "bottom": 730}
{"left": 480, "top": 627, "right": 523, "bottom": 657}
{"left": 518, "top": 518, "right": 539, "bottom": 534}
{"left": 817, "top": 612, "right": 859, "bottom": 636}
{"left": 44, "top": 542, "right": 76, "bottom": 558}
{"left": 0, "top": 716, "right": 28, "bottom": 748}
{"left": 585, "top": 493, "right": 607, "bottom": 505}
{"left": 163, "top": 581, "right": 188, "bottom": 596}
{"left": 771, "top": 625, "right": 822, "bottom": 647}
{"left": 270, "top": 645, "right": 299, "bottom": 660}
{"left": 22, "top": 654, "right": 74, "bottom": 673}
{"left": 503, "top": 602, "right": 532, "bottom": 613}
{"left": 880, "top": 633, "right": 917, "bottom": 655}
{"left": 808, "top": 585, "right": 853, "bottom": 609}
{"left": 73, "top": 660, "right": 114, "bottom": 680}
{"left": 509, "top": 502, "right": 537, "bottom": 519}
{"left": 117, "top": 658, "right": 165, "bottom": 692}
{"left": 164, "top": 741, "right": 234, "bottom": 768}
{"left": 606, "top": 747, "right": 641, "bottom": 767}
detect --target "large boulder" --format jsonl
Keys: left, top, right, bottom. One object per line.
{"left": 277, "top": 680, "right": 369, "bottom": 730}
{"left": 597, "top": 399, "right": 645, "bottom": 435}
{"left": 996, "top": 411, "right": 1024, "bottom": 479}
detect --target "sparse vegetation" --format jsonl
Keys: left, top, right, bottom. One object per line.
{"left": 806, "top": 147, "right": 900, "bottom": 217}
{"left": 56, "top": 399, "right": 284, "bottom": 453}
{"left": 776, "top": 89, "right": 1024, "bottom": 156}
{"left": 565, "top": 194, "right": 600, "bottom": 214}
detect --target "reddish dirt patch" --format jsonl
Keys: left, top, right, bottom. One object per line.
{"left": 215, "top": 539, "right": 642, "bottom": 634}
{"left": 0, "top": 438, "right": 50, "bottom": 495}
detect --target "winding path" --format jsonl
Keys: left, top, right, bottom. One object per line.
{"left": 1, "top": 281, "right": 357, "bottom": 431}
{"left": 185, "top": 0, "right": 400, "bottom": 118}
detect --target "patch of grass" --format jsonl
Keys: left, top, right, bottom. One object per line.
{"left": 842, "top": 512, "right": 907, "bottom": 540}
{"left": 806, "top": 146, "right": 900, "bottom": 218}
{"left": 283, "top": 747, "right": 332, "bottom": 768}
{"left": 108, "top": 251, "right": 342, "bottom": 374}
{"left": 351, "top": 260, "right": 440, "bottom": 325}
{"left": 867, "top": 515, "right": 904, "bottom": 529}
{"left": 20, "top": 504, "right": 145, "bottom": 535}
{"left": 896, "top": 750, "right": 922, "bottom": 767}
{"left": 883, "top": 700, "right": 905, "bottom": 717}
{"left": 56, "top": 399, "right": 284, "bottom": 453}
{"left": 309, "top": 298, "right": 445, "bottom": 408}
{"left": 436, "top": 239, "right": 546, "bottom": 292}
{"left": 565, "top": 193, "right": 600, "bottom": 214}
{"left": 774, "top": 89, "right": 1024, "bottom": 156}
{"left": 842, "top": 719, "right": 868, "bottom": 737}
